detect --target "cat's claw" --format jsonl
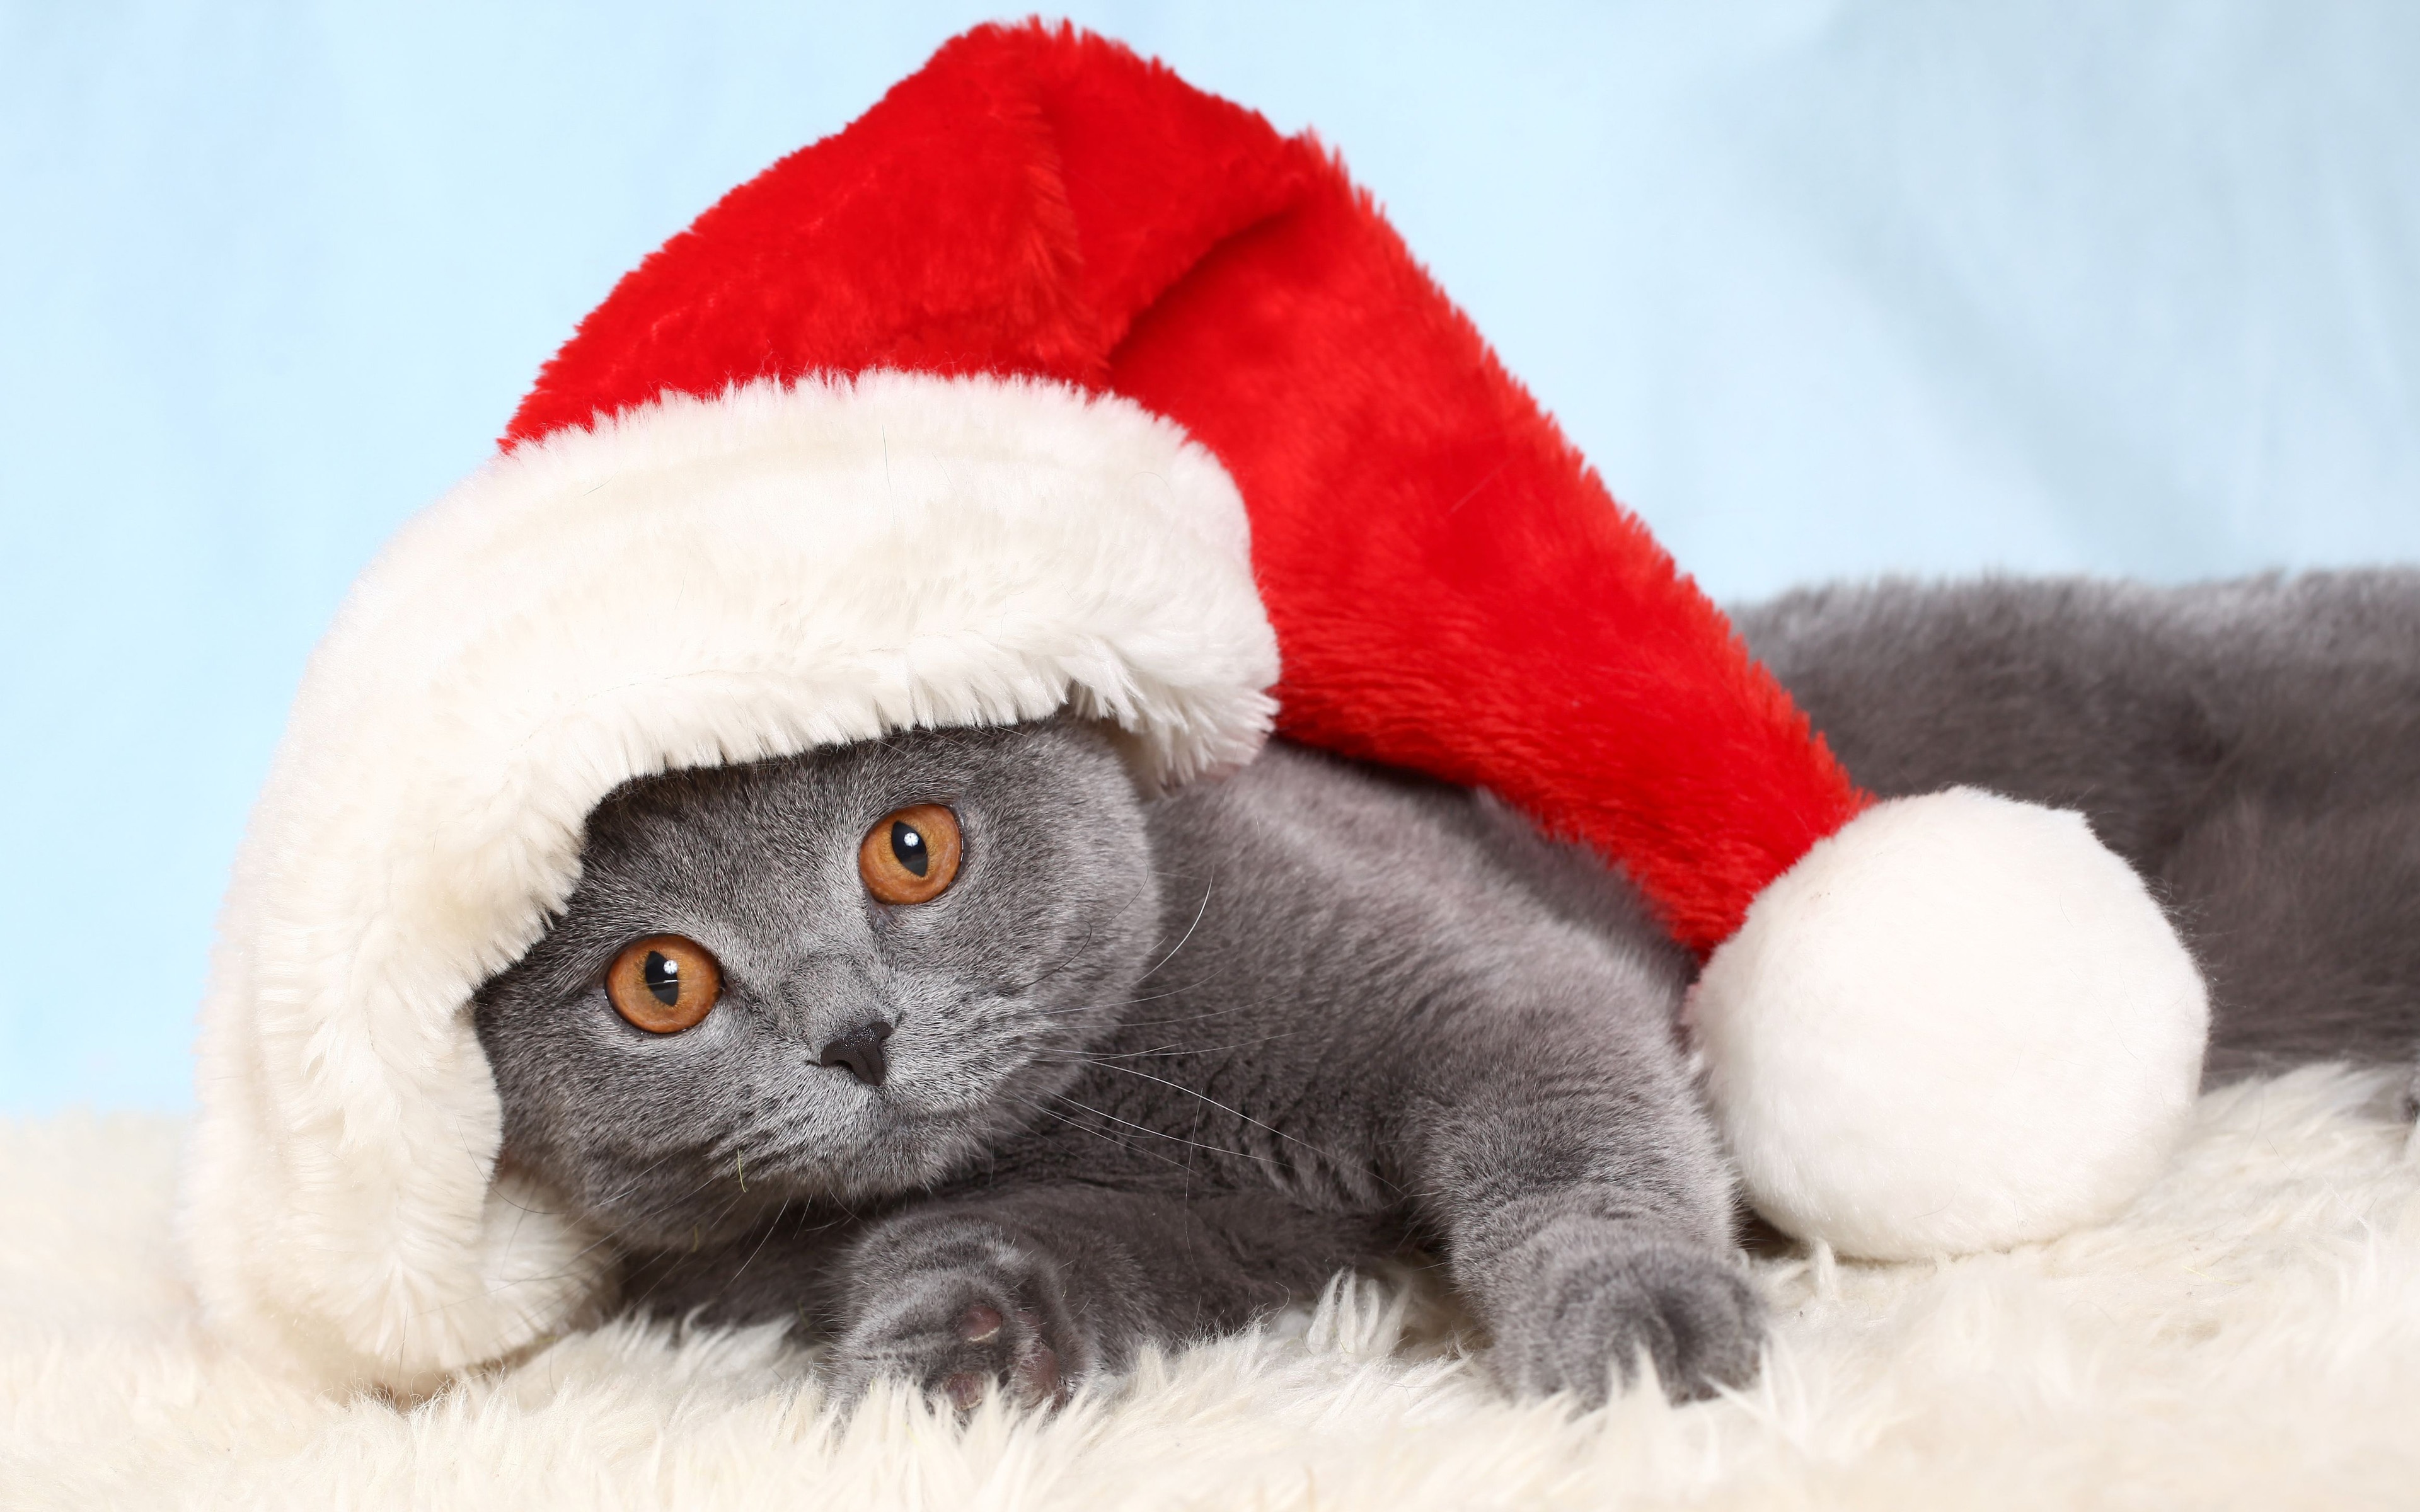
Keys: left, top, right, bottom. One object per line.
{"left": 1482, "top": 1220, "right": 1765, "bottom": 1408}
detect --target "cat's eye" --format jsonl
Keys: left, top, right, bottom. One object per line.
{"left": 859, "top": 803, "right": 963, "bottom": 905}
{"left": 606, "top": 934, "right": 722, "bottom": 1034}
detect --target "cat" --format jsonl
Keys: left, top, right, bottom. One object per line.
{"left": 475, "top": 720, "right": 1744, "bottom": 1409}
{"left": 473, "top": 568, "right": 2420, "bottom": 1412}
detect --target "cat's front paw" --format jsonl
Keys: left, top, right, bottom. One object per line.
{"left": 824, "top": 1231, "right": 1094, "bottom": 1413}
{"left": 1482, "top": 1218, "right": 1763, "bottom": 1407}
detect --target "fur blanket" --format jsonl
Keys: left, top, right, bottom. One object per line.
{"left": 8, "top": 1065, "right": 2418, "bottom": 1510}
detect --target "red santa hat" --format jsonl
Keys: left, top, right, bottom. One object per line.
{"left": 184, "top": 21, "right": 2208, "bottom": 1392}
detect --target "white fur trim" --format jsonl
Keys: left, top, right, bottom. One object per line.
{"left": 1693, "top": 789, "right": 2209, "bottom": 1261}
{"left": 180, "top": 373, "right": 1277, "bottom": 1391}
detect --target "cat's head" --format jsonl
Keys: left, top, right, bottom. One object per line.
{"left": 472, "top": 719, "right": 1159, "bottom": 1249}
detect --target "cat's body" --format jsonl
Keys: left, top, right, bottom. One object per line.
{"left": 474, "top": 570, "right": 2420, "bottom": 1410}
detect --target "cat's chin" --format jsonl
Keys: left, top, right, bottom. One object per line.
{"left": 752, "top": 1098, "right": 1026, "bottom": 1207}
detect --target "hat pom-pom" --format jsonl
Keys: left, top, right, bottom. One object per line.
{"left": 1693, "top": 789, "right": 2208, "bottom": 1261}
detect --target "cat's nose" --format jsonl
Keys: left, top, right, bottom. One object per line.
{"left": 817, "top": 1019, "right": 893, "bottom": 1088}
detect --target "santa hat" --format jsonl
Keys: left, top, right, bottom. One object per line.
{"left": 183, "top": 21, "right": 2207, "bottom": 1393}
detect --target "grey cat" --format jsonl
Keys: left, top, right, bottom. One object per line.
{"left": 473, "top": 568, "right": 2420, "bottom": 1412}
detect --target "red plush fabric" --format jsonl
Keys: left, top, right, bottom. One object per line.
{"left": 506, "top": 20, "right": 1869, "bottom": 956}
{"left": 505, "top": 25, "right": 1308, "bottom": 440}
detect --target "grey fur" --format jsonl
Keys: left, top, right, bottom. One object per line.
{"left": 475, "top": 568, "right": 2420, "bottom": 1413}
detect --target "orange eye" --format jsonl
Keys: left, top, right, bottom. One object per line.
{"left": 606, "top": 934, "right": 722, "bottom": 1034}
{"left": 858, "top": 803, "right": 963, "bottom": 905}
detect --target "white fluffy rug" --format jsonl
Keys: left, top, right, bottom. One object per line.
{"left": 8, "top": 1064, "right": 2420, "bottom": 1510}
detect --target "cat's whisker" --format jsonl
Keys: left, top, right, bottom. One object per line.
{"left": 1013, "top": 987, "right": 1238, "bottom": 1026}
{"left": 1006, "top": 1094, "right": 1224, "bottom": 1176}
{"left": 1025, "top": 1088, "right": 1294, "bottom": 1171}
{"left": 1056, "top": 1057, "right": 1400, "bottom": 1196}
{"left": 618, "top": 1181, "right": 761, "bottom": 1315}
{"left": 1044, "top": 1029, "right": 1305, "bottom": 1062}
{"left": 514, "top": 1156, "right": 749, "bottom": 1278}
{"left": 994, "top": 879, "right": 1167, "bottom": 1000}
{"left": 559, "top": 1145, "right": 694, "bottom": 1229}
{"left": 713, "top": 1196, "right": 794, "bottom": 1302}
{"left": 1136, "top": 877, "right": 1215, "bottom": 984}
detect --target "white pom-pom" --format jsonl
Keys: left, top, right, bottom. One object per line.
{"left": 1693, "top": 789, "right": 2207, "bottom": 1261}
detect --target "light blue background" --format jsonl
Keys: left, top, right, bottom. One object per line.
{"left": 4, "top": 3, "right": 2415, "bottom": 1113}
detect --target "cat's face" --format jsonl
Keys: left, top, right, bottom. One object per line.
{"left": 473, "top": 719, "right": 1160, "bottom": 1249}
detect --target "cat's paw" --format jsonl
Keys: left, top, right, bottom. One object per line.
{"left": 1482, "top": 1218, "right": 1764, "bottom": 1407}
{"left": 824, "top": 1231, "right": 1093, "bottom": 1414}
